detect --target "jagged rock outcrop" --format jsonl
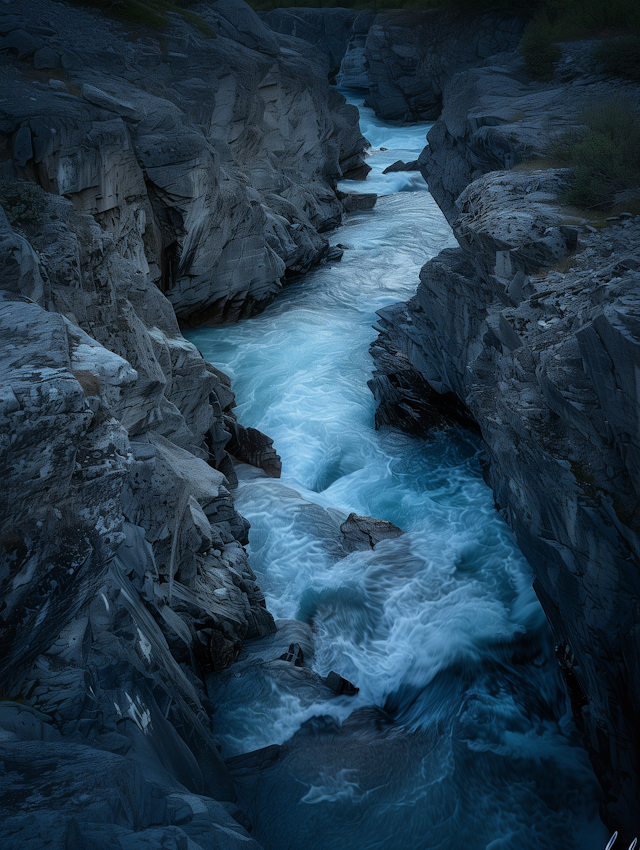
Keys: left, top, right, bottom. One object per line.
{"left": 259, "top": 7, "right": 371, "bottom": 82}
{"left": 1, "top": 0, "right": 367, "bottom": 324}
{"left": 369, "top": 50, "right": 640, "bottom": 838}
{"left": 417, "top": 55, "right": 635, "bottom": 223}
{"left": 0, "top": 0, "right": 371, "bottom": 845}
{"left": 0, "top": 186, "right": 276, "bottom": 846}
{"left": 339, "top": 512, "right": 403, "bottom": 553}
{"left": 363, "top": 9, "right": 525, "bottom": 120}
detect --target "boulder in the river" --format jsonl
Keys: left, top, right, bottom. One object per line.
{"left": 224, "top": 416, "right": 282, "bottom": 478}
{"left": 382, "top": 159, "right": 419, "bottom": 173}
{"left": 342, "top": 162, "right": 373, "bottom": 181}
{"left": 323, "top": 670, "right": 359, "bottom": 696}
{"left": 339, "top": 193, "right": 378, "bottom": 212}
{"left": 340, "top": 513, "right": 404, "bottom": 553}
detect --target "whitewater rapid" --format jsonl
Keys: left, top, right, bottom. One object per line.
{"left": 187, "top": 94, "right": 606, "bottom": 850}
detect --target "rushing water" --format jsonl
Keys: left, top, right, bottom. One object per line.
{"left": 186, "top": 94, "right": 606, "bottom": 850}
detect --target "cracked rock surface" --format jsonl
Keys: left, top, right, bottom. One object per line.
{"left": 370, "top": 47, "right": 640, "bottom": 838}
{"left": 0, "top": 0, "right": 371, "bottom": 846}
{"left": 0, "top": 0, "right": 367, "bottom": 323}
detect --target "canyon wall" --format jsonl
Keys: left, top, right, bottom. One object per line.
{"left": 369, "top": 50, "right": 640, "bottom": 837}
{"left": 262, "top": 7, "right": 525, "bottom": 119}
{"left": 0, "top": 0, "right": 367, "bottom": 846}
{"left": 2, "top": 0, "right": 366, "bottom": 324}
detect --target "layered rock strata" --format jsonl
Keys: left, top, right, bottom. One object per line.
{"left": 0, "top": 0, "right": 369, "bottom": 846}
{"left": 262, "top": 7, "right": 525, "bottom": 120}
{"left": 1, "top": 0, "right": 367, "bottom": 324}
{"left": 369, "top": 51, "right": 640, "bottom": 837}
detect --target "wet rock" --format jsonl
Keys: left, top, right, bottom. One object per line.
{"left": 323, "top": 671, "right": 359, "bottom": 696}
{"left": 224, "top": 416, "right": 282, "bottom": 479}
{"left": 341, "top": 161, "right": 372, "bottom": 181}
{"left": 206, "top": 620, "right": 348, "bottom": 743}
{"left": 325, "top": 245, "right": 344, "bottom": 262}
{"left": 279, "top": 643, "right": 304, "bottom": 667}
{"left": 340, "top": 513, "right": 404, "bottom": 553}
{"left": 382, "top": 159, "right": 419, "bottom": 173}
{"left": 339, "top": 192, "right": 377, "bottom": 212}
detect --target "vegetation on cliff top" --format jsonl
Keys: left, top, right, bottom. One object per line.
{"left": 246, "top": 0, "right": 640, "bottom": 29}
{"left": 548, "top": 99, "right": 640, "bottom": 210}
{"left": 67, "top": 0, "right": 216, "bottom": 36}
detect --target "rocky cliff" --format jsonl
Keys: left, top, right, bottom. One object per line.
{"left": 0, "top": 0, "right": 368, "bottom": 846}
{"left": 262, "top": 7, "right": 525, "bottom": 119}
{"left": 2, "top": 0, "right": 366, "bottom": 324}
{"left": 369, "top": 50, "right": 640, "bottom": 837}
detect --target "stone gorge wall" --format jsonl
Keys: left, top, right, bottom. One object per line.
{"left": 0, "top": 1, "right": 368, "bottom": 846}
{"left": 3, "top": 0, "right": 366, "bottom": 324}
{"left": 261, "top": 7, "right": 525, "bottom": 119}
{"left": 259, "top": 6, "right": 371, "bottom": 81}
{"left": 363, "top": 9, "right": 525, "bottom": 120}
{"left": 369, "top": 53, "right": 640, "bottom": 837}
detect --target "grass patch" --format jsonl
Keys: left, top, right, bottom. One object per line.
{"left": 593, "top": 35, "right": 640, "bottom": 80}
{"left": 546, "top": 98, "right": 640, "bottom": 210}
{"left": 68, "top": 0, "right": 216, "bottom": 37}
{"left": 531, "top": 250, "right": 580, "bottom": 278}
{"left": 519, "top": 14, "right": 561, "bottom": 82}
{"left": 0, "top": 181, "right": 48, "bottom": 227}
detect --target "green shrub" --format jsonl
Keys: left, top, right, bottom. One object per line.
{"left": 547, "top": 98, "right": 640, "bottom": 209}
{"left": 519, "top": 14, "right": 562, "bottom": 82}
{"left": 0, "top": 181, "right": 48, "bottom": 227}
{"left": 68, "top": 0, "right": 216, "bottom": 37}
{"left": 594, "top": 36, "right": 640, "bottom": 81}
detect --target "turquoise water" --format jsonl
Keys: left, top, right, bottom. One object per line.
{"left": 186, "top": 92, "right": 606, "bottom": 850}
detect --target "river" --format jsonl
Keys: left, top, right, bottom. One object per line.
{"left": 186, "top": 92, "right": 606, "bottom": 850}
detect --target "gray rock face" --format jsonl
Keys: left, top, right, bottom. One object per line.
{"left": 0, "top": 0, "right": 369, "bottom": 842}
{"left": 0, "top": 183, "right": 277, "bottom": 844}
{"left": 363, "top": 10, "right": 526, "bottom": 120}
{"left": 259, "top": 7, "right": 368, "bottom": 79}
{"left": 369, "top": 52, "right": 640, "bottom": 838}
{"left": 339, "top": 513, "right": 403, "bottom": 553}
{"left": 419, "top": 61, "right": 636, "bottom": 224}
{"left": 1, "top": 0, "right": 367, "bottom": 324}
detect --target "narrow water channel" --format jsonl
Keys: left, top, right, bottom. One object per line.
{"left": 186, "top": 94, "right": 606, "bottom": 850}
